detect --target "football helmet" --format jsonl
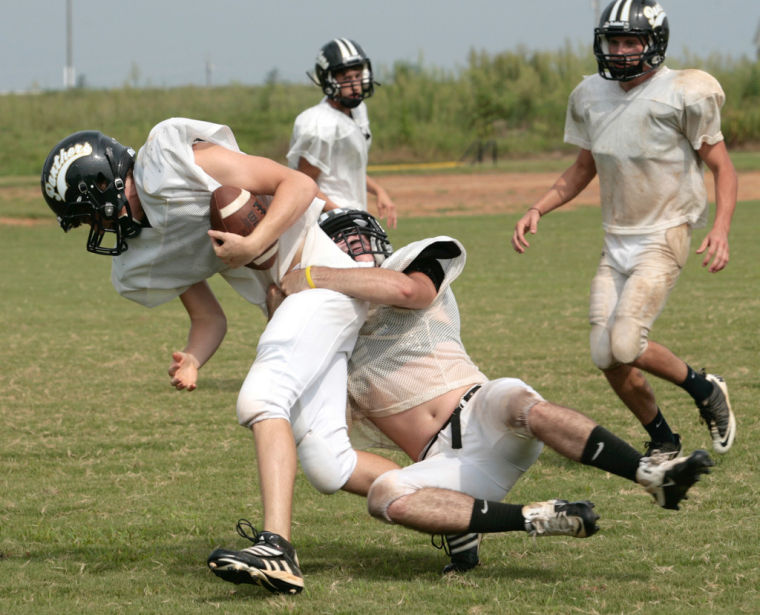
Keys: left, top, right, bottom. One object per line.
{"left": 310, "top": 38, "right": 375, "bottom": 108}
{"left": 594, "top": 0, "right": 669, "bottom": 81}
{"left": 41, "top": 130, "right": 139, "bottom": 255}
{"left": 319, "top": 208, "right": 392, "bottom": 266}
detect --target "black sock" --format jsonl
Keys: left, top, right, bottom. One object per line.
{"left": 468, "top": 500, "right": 525, "bottom": 533}
{"left": 679, "top": 365, "right": 714, "bottom": 404}
{"left": 580, "top": 425, "right": 643, "bottom": 482}
{"left": 643, "top": 408, "right": 677, "bottom": 444}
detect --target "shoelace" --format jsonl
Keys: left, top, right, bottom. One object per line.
{"left": 235, "top": 519, "right": 261, "bottom": 545}
{"left": 430, "top": 534, "right": 451, "bottom": 555}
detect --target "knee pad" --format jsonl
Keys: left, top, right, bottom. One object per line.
{"left": 590, "top": 324, "right": 615, "bottom": 370}
{"left": 367, "top": 469, "right": 415, "bottom": 523}
{"left": 297, "top": 431, "right": 356, "bottom": 494}
{"left": 498, "top": 382, "right": 542, "bottom": 438}
{"left": 236, "top": 388, "right": 288, "bottom": 428}
{"left": 609, "top": 317, "right": 647, "bottom": 365}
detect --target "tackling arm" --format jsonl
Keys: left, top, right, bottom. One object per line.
{"left": 280, "top": 266, "right": 437, "bottom": 310}
{"left": 168, "top": 281, "right": 227, "bottom": 391}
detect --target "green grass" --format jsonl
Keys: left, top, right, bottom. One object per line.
{"left": 1, "top": 201, "right": 759, "bottom": 614}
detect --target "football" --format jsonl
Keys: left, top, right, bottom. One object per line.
{"left": 209, "top": 185, "right": 278, "bottom": 270}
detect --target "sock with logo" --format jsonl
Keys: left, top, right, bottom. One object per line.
{"left": 580, "top": 425, "right": 642, "bottom": 482}
{"left": 468, "top": 500, "right": 525, "bottom": 533}
{"left": 678, "top": 364, "right": 714, "bottom": 404}
{"left": 643, "top": 408, "right": 677, "bottom": 444}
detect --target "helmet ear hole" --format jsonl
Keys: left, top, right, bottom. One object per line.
{"left": 95, "top": 172, "right": 110, "bottom": 192}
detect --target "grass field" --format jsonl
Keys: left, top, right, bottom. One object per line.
{"left": 1, "top": 201, "right": 759, "bottom": 614}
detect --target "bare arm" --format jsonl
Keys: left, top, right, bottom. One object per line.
{"left": 167, "top": 281, "right": 227, "bottom": 391}
{"left": 696, "top": 140, "right": 737, "bottom": 272}
{"left": 194, "top": 143, "right": 318, "bottom": 268}
{"left": 280, "top": 266, "right": 437, "bottom": 309}
{"left": 366, "top": 175, "right": 397, "bottom": 228}
{"left": 511, "top": 148, "right": 596, "bottom": 253}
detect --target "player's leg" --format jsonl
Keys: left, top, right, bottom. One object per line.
{"left": 252, "top": 418, "right": 296, "bottom": 539}
{"left": 367, "top": 383, "right": 597, "bottom": 574}
{"left": 472, "top": 379, "right": 713, "bottom": 511}
{"left": 209, "top": 289, "right": 367, "bottom": 594}
{"left": 590, "top": 241, "right": 680, "bottom": 452}
{"left": 369, "top": 464, "right": 599, "bottom": 567}
{"left": 292, "top": 350, "right": 400, "bottom": 495}
{"left": 525, "top": 400, "right": 713, "bottom": 509}
{"left": 610, "top": 226, "right": 735, "bottom": 453}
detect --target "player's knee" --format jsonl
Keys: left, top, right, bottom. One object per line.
{"left": 610, "top": 318, "right": 647, "bottom": 365}
{"left": 590, "top": 324, "right": 615, "bottom": 369}
{"left": 236, "top": 390, "right": 286, "bottom": 428}
{"left": 297, "top": 431, "right": 356, "bottom": 494}
{"left": 501, "top": 383, "right": 542, "bottom": 437}
{"left": 367, "top": 469, "right": 415, "bottom": 523}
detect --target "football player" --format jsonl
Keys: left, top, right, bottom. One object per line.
{"left": 278, "top": 208, "right": 714, "bottom": 573}
{"left": 287, "top": 38, "right": 397, "bottom": 227}
{"left": 512, "top": 0, "right": 737, "bottom": 458}
{"left": 41, "top": 119, "right": 402, "bottom": 595}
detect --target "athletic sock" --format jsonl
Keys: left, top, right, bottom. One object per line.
{"left": 679, "top": 365, "right": 714, "bottom": 404}
{"left": 468, "top": 500, "right": 525, "bottom": 533}
{"left": 643, "top": 408, "right": 677, "bottom": 444}
{"left": 580, "top": 425, "right": 643, "bottom": 482}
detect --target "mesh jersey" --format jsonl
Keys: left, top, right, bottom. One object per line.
{"left": 111, "top": 117, "right": 351, "bottom": 309}
{"left": 287, "top": 98, "right": 371, "bottom": 211}
{"left": 564, "top": 66, "right": 725, "bottom": 234}
{"left": 348, "top": 237, "right": 488, "bottom": 419}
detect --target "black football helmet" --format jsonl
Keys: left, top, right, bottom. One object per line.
{"left": 310, "top": 38, "right": 376, "bottom": 108}
{"left": 594, "top": 0, "right": 669, "bottom": 81}
{"left": 319, "top": 208, "right": 393, "bottom": 266}
{"left": 41, "top": 130, "right": 139, "bottom": 255}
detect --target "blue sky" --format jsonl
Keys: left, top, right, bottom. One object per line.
{"left": 2, "top": 0, "right": 758, "bottom": 92}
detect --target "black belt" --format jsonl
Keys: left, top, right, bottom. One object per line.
{"left": 421, "top": 384, "right": 482, "bottom": 458}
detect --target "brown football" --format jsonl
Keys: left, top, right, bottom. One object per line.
{"left": 209, "top": 185, "right": 278, "bottom": 270}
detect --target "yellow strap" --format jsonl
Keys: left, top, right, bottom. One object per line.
{"left": 305, "top": 266, "right": 316, "bottom": 289}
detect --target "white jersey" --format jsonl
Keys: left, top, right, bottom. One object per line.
{"left": 111, "top": 117, "right": 353, "bottom": 309}
{"left": 287, "top": 98, "right": 371, "bottom": 211}
{"left": 348, "top": 237, "right": 488, "bottom": 419}
{"left": 564, "top": 66, "right": 725, "bottom": 234}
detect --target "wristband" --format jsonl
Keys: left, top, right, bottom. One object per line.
{"left": 305, "top": 266, "right": 316, "bottom": 289}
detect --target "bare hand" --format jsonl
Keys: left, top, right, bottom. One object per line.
{"left": 511, "top": 209, "right": 541, "bottom": 253}
{"left": 376, "top": 191, "right": 398, "bottom": 229}
{"left": 696, "top": 227, "right": 730, "bottom": 273}
{"left": 280, "top": 268, "right": 312, "bottom": 296}
{"left": 208, "top": 229, "right": 259, "bottom": 268}
{"left": 168, "top": 351, "right": 200, "bottom": 391}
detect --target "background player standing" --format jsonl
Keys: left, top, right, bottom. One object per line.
{"left": 511, "top": 0, "right": 737, "bottom": 458}
{"left": 287, "top": 38, "right": 397, "bottom": 228}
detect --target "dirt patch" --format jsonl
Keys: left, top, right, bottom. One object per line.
{"left": 374, "top": 170, "right": 760, "bottom": 217}
{"left": 4, "top": 170, "right": 760, "bottom": 224}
